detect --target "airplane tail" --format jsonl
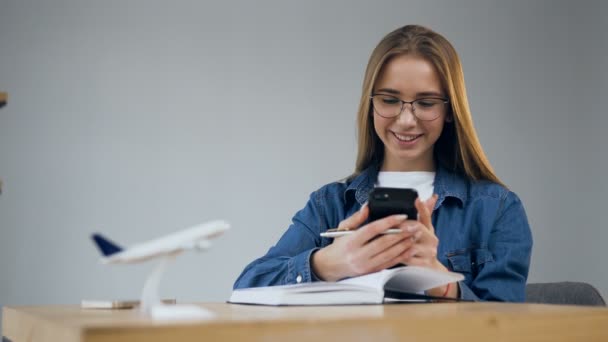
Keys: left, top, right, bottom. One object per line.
{"left": 92, "top": 234, "right": 123, "bottom": 256}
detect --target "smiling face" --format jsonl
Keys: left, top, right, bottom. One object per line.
{"left": 372, "top": 54, "right": 449, "bottom": 172}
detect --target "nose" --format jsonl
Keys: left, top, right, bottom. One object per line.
{"left": 396, "top": 103, "right": 417, "bottom": 125}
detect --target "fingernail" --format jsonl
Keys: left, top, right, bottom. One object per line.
{"left": 395, "top": 214, "right": 408, "bottom": 221}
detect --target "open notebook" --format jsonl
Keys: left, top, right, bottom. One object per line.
{"left": 229, "top": 266, "right": 464, "bottom": 306}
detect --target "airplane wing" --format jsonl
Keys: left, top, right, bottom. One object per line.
{"left": 91, "top": 220, "right": 230, "bottom": 264}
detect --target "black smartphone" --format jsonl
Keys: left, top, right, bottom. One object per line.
{"left": 368, "top": 187, "right": 418, "bottom": 222}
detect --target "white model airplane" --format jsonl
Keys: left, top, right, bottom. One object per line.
{"left": 91, "top": 220, "right": 230, "bottom": 320}
{"left": 92, "top": 220, "right": 230, "bottom": 264}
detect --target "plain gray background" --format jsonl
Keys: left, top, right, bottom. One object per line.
{"left": 1, "top": 0, "right": 606, "bottom": 327}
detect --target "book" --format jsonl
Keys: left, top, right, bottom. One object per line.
{"left": 228, "top": 266, "right": 464, "bottom": 306}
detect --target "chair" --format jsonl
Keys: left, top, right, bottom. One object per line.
{"left": 526, "top": 282, "right": 606, "bottom": 306}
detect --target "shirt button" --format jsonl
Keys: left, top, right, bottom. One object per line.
{"left": 296, "top": 274, "right": 303, "bottom": 283}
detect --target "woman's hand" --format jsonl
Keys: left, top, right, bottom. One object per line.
{"left": 399, "top": 195, "right": 440, "bottom": 268}
{"left": 311, "top": 205, "right": 420, "bottom": 282}
{"left": 399, "top": 194, "right": 458, "bottom": 298}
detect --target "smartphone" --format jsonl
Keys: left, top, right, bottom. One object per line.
{"left": 368, "top": 187, "right": 418, "bottom": 222}
{"left": 319, "top": 187, "right": 418, "bottom": 239}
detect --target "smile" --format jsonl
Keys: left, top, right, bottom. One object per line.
{"left": 392, "top": 132, "right": 422, "bottom": 142}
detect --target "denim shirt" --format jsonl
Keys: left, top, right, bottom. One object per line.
{"left": 233, "top": 164, "right": 533, "bottom": 302}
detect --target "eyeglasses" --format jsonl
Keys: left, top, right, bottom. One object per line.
{"left": 370, "top": 94, "right": 449, "bottom": 121}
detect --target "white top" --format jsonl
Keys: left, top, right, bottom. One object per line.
{"left": 376, "top": 171, "right": 436, "bottom": 201}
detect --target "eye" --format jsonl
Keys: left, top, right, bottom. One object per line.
{"left": 378, "top": 95, "right": 400, "bottom": 105}
{"left": 417, "top": 99, "right": 440, "bottom": 107}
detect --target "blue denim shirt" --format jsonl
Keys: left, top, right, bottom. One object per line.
{"left": 233, "top": 164, "right": 533, "bottom": 302}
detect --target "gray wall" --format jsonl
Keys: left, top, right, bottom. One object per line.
{"left": 1, "top": 0, "right": 606, "bottom": 325}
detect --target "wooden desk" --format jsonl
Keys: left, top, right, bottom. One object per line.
{"left": 3, "top": 302, "right": 608, "bottom": 342}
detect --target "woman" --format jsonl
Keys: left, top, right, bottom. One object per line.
{"left": 233, "top": 25, "right": 532, "bottom": 301}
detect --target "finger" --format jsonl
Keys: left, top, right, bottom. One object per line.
{"left": 423, "top": 194, "right": 438, "bottom": 226}
{"left": 359, "top": 231, "right": 413, "bottom": 260}
{"left": 402, "top": 226, "right": 431, "bottom": 245}
{"left": 400, "top": 220, "right": 422, "bottom": 235}
{"left": 374, "top": 241, "right": 419, "bottom": 271}
{"left": 354, "top": 214, "right": 408, "bottom": 244}
{"left": 369, "top": 237, "right": 417, "bottom": 272}
{"left": 425, "top": 194, "right": 438, "bottom": 213}
{"left": 411, "top": 230, "right": 424, "bottom": 243}
{"left": 341, "top": 232, "right": 408, "bottom": 276}
{"left": 401, "top": 244, "right": 437, "bottom": 262}
{"left": 415, "top": 198, "right": 434, "bottom": 233}
{"left": 337, "top": 204, "right": 369, "bottom": 231}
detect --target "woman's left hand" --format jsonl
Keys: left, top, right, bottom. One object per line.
{"left": 400, "top": 194, "right": 458, "bottom": 298}
{"left": 399, "top": 194, "right": 440, "bottom": 267}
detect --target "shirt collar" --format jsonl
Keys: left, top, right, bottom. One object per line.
{"left": 345, "top": 162, "right": 468, "bottom": 208}
{"left": 433, "top": 164, "right": 467, "bottom": 209}
{"left": 344, "top": 163, "right": 379, "bottom": 205}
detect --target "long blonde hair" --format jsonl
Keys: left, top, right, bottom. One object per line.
{"left": 352, "top": 25, "right": 504, "bottom": 187}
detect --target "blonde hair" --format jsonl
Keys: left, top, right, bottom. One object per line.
{"left": 352, "top": 25, "right": 504, "bottom": 187}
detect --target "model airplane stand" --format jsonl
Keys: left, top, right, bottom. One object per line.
{"left": 140, "top": 248, "right": 215, "bottom": 320}
{"left": 91, "top": 220, "right": 229, "bottom": 320}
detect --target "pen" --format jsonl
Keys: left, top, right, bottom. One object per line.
{"left": 320, "top": 228, "right": 402, "bottom": 238}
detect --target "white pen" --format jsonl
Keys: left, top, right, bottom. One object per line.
{"left": 320, "top": 228, "right": 402, "bottom": 238}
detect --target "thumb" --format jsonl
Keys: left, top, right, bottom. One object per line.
{"left": 415, "top": 196, "right": 435, "bottom": 233}
{"left": 425, "top": 194, "right": 438, "bottom": 213}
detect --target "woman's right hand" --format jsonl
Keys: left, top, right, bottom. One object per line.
{"left": 311, "top": 205, "right": 420, "bottom": 281}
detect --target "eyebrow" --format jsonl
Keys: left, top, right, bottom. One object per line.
{"left": 375, "top": 88, "right": 445, "bottom": 98}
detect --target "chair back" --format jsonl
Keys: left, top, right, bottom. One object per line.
{"left": 526, "top": 282, "right": 606, "bottom": 306}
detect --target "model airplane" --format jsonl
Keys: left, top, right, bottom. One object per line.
{"left": 92, "top": 220, "right": 230, "bottom": 264}
{"left": 91, "top": 220, "right": 230, "bottom": 320}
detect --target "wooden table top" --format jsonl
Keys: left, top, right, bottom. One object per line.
{"left": 3, "top": 302, "right": 608, "bottom": 342}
